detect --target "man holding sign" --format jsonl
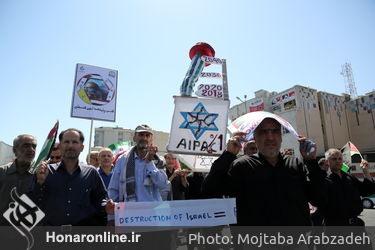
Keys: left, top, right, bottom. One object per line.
{"left": 106, "top": 124, "right": 168, "bottom": 223}
{"left": 203, "top": 117, "right": 325, "bottom": 226}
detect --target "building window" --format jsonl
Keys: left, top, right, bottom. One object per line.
{"left": 118, "top": 132, "right": 124, "bottom": 142}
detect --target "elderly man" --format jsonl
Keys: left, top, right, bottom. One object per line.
{"left": 32, "top": 128, "right": 108, "bottom": 226}
{"left": 202, "top": 118, "right": 324, "bottom": 226}
{"left": 87, "top": 150, "right": 100, "bottom": 169}
{"left": 162, "top": 153, "right": 188, "bottom": 200}
{"left": 0, "top": 134, "right": 37, "bottom": 225}
{"left": 97, "top": 147, "right": 114, "bottom": 188}
{"left": 106, "top": 124, "right": 168, "bottom": 222}
{"left": 321, "top": 148, "right": 375, "bottom": 226}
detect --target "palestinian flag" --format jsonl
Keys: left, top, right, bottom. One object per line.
{"left": 340, "top": 141, "right": 362, "bottom": 172}
{"left": 30, "top": 121, "right": 59, "bottom": 174}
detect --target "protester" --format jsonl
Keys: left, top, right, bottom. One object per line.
{"left": 87, "top": 150, "right": 100, "bottom": 169}
{"left": 163, "top": 153, "right": 188, "bottom": 200}
{"left": 48, "top": 143, "right": 62, "bottom": 164}
{"left": 106, "top": 124, "right": 168, "bottom": 220}
{"left": 320, "top": 149, "right": 375, "bottom": 226}
{"left": 185, "top": 172, "right": 205, "bottom": 200}
{"left": 97, "top": 147, "right": 114, "bottom": 188}
{"left": 202, "top": 118, "right": 325, "bottom": 226}
{"left": 0, "top": 134, "right": 37, "bottom": 225}
{"left": 31, "top": 128, "right": 108, "bottom": 226}
{"left": 243, "top": 140, "right": 257, "bottom": 156}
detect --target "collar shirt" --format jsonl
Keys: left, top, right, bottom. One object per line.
{"left": 108, "top": 149, "right": 168, "bottom": 203}
{"left": 107, "top": 149, "right": 168, "bottom": 221}
{"left": 29, "top": 161, "right": 107, "bottom": 226}
{"left": 0, "top": 162, "right": 34, "bottom": 225}
{"left": 98, "top": 167, "right": 113, "bottom": 189}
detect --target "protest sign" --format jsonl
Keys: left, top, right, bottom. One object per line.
{"left": 168, "top": 96, "right": 229, "bottom": 156}
{"left": 115, "top": 198, "right": 236, "bottom": 227}
{"left": 71, "top": 63, "right": 118, "bottom": 121}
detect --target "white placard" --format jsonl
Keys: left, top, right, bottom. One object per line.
{"left": 115, "top": 199, "right": 236, "bottom": 227}
{"left": 168, "top": 96, "right": 229, "bottom": 156}
{"left": 71, "top": 63, "right": 118, "bottom": 121}
{"left": 193, "top": 155, "right": 218, "bottom": 172}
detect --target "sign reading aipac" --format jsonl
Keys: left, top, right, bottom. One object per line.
{"left": 168, "top": 96, "right": 229, "bottom": 156}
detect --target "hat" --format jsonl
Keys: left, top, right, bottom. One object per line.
{"left": 134, "top": 124, "right": 153, "bottom": 134}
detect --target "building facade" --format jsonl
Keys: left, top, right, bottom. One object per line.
{"left": 94, "top": 126, "right": 170, "bottom": 156}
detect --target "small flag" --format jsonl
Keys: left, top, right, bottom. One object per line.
{"left": 108, "top": 141, "right": 132, "bottom": 164}
{"left": 341, "top": 163, "right": 350, "bottom": 173}
{"left": 30, "top": 121, "right": 59, "bottom": 174}
{"left": 340, "top": 141, "right": 362, "bottom": 172}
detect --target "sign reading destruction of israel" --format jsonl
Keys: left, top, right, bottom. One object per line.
{"left": 168, "top": 96, "right": 229, "bottom": 156}
{"left": 115, "top": 199, "right": 236, "bottom": 227}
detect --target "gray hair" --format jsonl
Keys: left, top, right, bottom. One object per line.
{"left": 325, "top": 148, "right": 341, "bottom": 160}
{"left": 13, "top": 134, "right": 36, "bottom": 148}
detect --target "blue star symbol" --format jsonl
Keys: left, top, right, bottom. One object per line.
{"left": 179, "top": 102, "right": 219, "bottom": 139}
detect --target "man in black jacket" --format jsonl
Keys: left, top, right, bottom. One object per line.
{"left": 202, "top": 118, "right": 324, "bottom": 226}
{"left": 322, "top": 148, "right": 375, "bottom": 226}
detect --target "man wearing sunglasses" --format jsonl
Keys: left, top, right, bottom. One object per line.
{"left": 48, "top": 144, "right": 62, "bottom": 164}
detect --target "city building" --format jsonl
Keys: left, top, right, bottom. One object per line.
{"left": 94, "top": 126, "right": 170, "bottom": 156}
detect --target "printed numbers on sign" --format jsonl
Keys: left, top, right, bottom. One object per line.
{"left": 196, "top": 84, "right": 223, "bottom": 98}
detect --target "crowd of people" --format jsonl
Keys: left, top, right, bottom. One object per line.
{"left": 0, "top": 118, "right": 374, "bottom": 228}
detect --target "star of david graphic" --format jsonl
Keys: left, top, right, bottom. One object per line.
{"left": 180, "top": 102, "right": 219, "bottom": 139}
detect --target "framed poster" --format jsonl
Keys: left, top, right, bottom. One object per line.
{"left": 71, "top": 63, "right": 118, "bottom": 121}
{"left": 168, "top": 96, "right": 229, "bottom": 156}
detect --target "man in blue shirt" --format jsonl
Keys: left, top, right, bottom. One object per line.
{"left": 106, "top": 124, "right": 168, "bottom": 223}
{"left": 32, "top": 128, "right": 108, "bottom": 226}
{"left": 97, "top": 147, "right": 114, "bottom": 188}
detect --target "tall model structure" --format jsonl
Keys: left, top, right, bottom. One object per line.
{"left": 341, "top": 62, "right": 358, "bottom": 98}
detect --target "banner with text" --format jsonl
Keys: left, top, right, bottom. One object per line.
{"left": 115, "top": 199, "right": 236, "bottom": 227}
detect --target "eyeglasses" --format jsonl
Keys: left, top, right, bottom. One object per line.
{"left": 50, "top": 156, "right": 61, "bottom": 160}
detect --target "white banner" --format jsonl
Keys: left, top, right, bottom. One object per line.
{"left": 115, "top": 199, "right": 236, "bottom": 227}
{"left": 71, "top": 63, "right": 118, "bottom": 121}
{"left": 168, "top": 96, "right": 229, "bottom": 155}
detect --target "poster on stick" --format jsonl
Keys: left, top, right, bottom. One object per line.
{"left": 71, "top": 63, "right": 118, "bottom": 121}
{"left": 168, "top": 96, "right": 229, "bottom": 156}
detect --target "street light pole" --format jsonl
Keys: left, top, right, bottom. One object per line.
{"left": 236, "top": 95, "right": 248, "bottom": 114}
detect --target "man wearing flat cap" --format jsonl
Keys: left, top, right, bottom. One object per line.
{"left": 106, "top": 124, "right": 168, "bottom": 224}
